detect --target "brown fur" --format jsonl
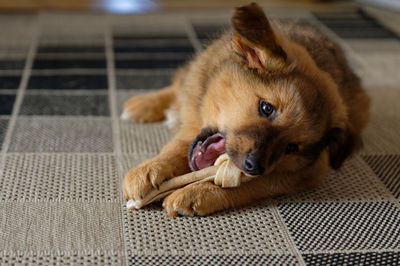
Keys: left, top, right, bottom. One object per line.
{"left": 122, "top": 3, "right": 370, "bottom": 216}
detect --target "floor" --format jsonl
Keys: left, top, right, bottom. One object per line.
{"left": 0, "top": 4, "right": 400, "bottom": 266}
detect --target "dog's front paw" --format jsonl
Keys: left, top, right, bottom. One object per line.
{"left": 162, "top": 182, "right": 230, "bottom": 217}
{"left": 123, "top": 158, "right": 176, "bottom": 201}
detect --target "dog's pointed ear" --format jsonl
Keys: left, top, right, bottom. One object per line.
{"left": 231, "top": 3, "right": 287, "bottom": 72}
{"left": 327, "top": 126, "right": 361, "bottom": 170}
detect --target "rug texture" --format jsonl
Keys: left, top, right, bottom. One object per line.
{"left": 0, "top": 7, "right": 400, "bottom": 265}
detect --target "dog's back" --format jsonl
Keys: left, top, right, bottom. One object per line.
{"left": 274, "top": 21, "right": 370, "bottom": 134}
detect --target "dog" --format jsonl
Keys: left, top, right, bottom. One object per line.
{"left": 122, "top": 3, "right": 370, "bottom": 216}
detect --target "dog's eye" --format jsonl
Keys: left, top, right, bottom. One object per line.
{"left": 259, "top": 99, "right": 275, "bottom": 118}
{"left": 285, "top": 143, "right": 299, "bottom": 154}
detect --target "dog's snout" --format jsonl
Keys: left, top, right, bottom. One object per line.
{"left": 243, "top": 154, "right": 265, "bottom": 175}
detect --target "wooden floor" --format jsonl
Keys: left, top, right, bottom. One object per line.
{"left": 0, "top": 0, "right": 357, "bottom": 12}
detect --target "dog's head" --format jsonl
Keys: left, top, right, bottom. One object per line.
{"left": 188, "top": 3, "right": 360, "bottom": 176}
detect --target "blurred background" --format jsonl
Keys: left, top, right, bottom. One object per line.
{"left": 0, "top": 0, "right": 398, "bottom": 13}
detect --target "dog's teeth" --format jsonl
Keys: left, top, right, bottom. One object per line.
{"left": 197, "top": 151, "right": 202, "bottom": 156}
{"left": 120, "top": 110, "right": 130, "bottom": 120}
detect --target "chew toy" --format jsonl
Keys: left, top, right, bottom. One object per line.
{"left": 126, "top": 154, "right": 255, "bottom": 209}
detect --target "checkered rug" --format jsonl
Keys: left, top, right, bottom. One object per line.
{"left": 0, "top": 7, "right": 400, "bottom": 265}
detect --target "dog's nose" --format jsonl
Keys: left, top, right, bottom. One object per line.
{"left": 243, "top": 154, "right": 265, "bottom": 175}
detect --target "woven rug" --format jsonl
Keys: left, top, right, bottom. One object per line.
{"left": 0, "top": 7, "right": 400, "bottom": 265}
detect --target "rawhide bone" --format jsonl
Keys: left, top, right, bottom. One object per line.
{"left": 126, "top": 154, "right": 256, "bottom": 210}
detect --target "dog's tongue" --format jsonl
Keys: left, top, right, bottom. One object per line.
{"left": 193, "top": 134, "right": 226, "bottom": 170}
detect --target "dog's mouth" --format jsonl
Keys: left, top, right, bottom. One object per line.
{"left": 189, "top": 131, "right": 226, "bottom": 171}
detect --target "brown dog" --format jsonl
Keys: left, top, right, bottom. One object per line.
{"left": 122, "top": 3, "right": 370, "bottom": 216}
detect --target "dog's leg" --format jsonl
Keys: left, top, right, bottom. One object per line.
{"left": 123, "top": 128, "right": 198, "bottom": 201}
{"left": 163, "top": 153, "right": 330, "bottom": 216}
{"left": 121, "top": 65, "right": 188, "bottom": 122}
{"left": 162, "top": 175, "right": 296, "bottom": 217}
{"left": 121, "top": 85, "right": 175, "bottom": 122}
